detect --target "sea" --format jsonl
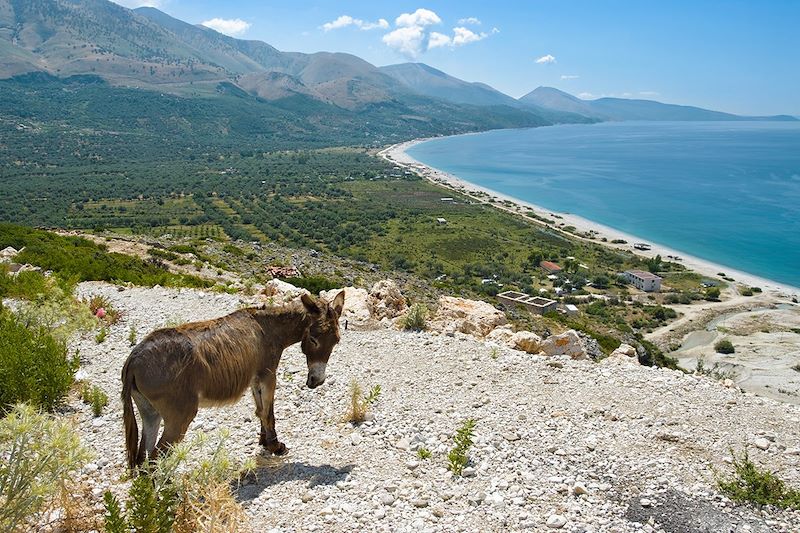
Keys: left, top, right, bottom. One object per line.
{"left": 406, "top": 121, "right": 800, "bottom": 289}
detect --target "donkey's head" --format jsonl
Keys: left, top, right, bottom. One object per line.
{"left": 300, "top": 291, "right": 345, "bottom": 389}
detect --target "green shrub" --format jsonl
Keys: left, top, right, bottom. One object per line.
{"left": 0, "top": 269, "right": 49, "bottom": 300}
{"left": 447, "top": 418, "right": 476, "bottom": 476}
{"left": 80, "top": 384, "right": 109, "bottom": 417}
{"left": 417, "top": 447, "right": 432, "bottom": 460}
{"left": 400, "top": 303, "right": 428, "bottom": 331}
{"left": 0, "top": 311, "right": 78, "bottom": 413}
{"left": 717, "top": 449, "right": 800, "bottom": 509}
{"left": 0, "top": 404, "right": 91, "bottom": 531}
{"left": 95, "top": 327, "right": 108, "bottom": 344}
{"left": 705, "top": 286, "right": 721, "bottom": 301}
{"left": 128, "top": 324, "right": 138, "bottom": 346}
{"left": 715, "top": 339, "right": 735, "bottom": 354}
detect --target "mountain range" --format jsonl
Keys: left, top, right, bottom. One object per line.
{"left": 0, "top": 0, "right": 793, "bottom": 139}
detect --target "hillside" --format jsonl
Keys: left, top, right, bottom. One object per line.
{"left": 10, "top": 276, "right": 799, "bottom": 531}
{"left": 521, "top": 86, "right": 797, "bottom": 122}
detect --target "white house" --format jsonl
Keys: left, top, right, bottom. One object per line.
{"left": 623, "top": 270, "right": 662, "bottom": 292}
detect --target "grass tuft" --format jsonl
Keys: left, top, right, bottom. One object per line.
{"left": 346, "top": 381, "right": 381, "bottom": 424}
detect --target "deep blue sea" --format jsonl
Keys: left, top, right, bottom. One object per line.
{"left": 407, "top": 121, "right": 800, "bottom": 288}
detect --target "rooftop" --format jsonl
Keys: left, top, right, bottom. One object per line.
{"left": 625, "top": 270, "right": 663, "bottom": 281}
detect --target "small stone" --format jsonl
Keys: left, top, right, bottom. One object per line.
{"left": 546, "top": 514, "right": 567, "bottom": 528}
{"left": 374, "top": 508, "right": 386, "bottom": 519}
{"left": 640, "top": 498, "right": 653, "bottom": 508}
{"left": 412, "top": 498, "right": 429, "bottom": 508}
{"left": 754, "top": 438, "right": 770, "bottom": 451}
{"left": 485, "top": 493, "right": 505, "bottom": 508}
{"left": 406, "top": 460, "right": 420, "bottom": 470}
{"left": 350, "top": 433, "right": 363, "bottom": 446}
{"left": 462, "top": 467, "right": 476, "bottom": 477}
{"left": 395, "top": 437, "right": 412, "bottom": 450}
{"left": 301, "top": 491, "right": 314, "bottom": 503}
{"left": 572, "top": 483, "right": 588, "bottom": 496}
{"left": 379, "top": 493, "right": 395, "bottom": 506}
{"left": 503, "top": 432, "right": 521, "bottom": 442}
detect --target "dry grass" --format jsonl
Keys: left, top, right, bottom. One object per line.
{"left": 175, "top": 481, "right": 252, "bottom": 533}
{"left": 345, "top": 380, "right": 381, "bottom": 424}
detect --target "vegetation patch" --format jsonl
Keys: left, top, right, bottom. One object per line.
{"left": 346, "top": 380, "right": 381, "bottom": 424}
{"left": 399, "top": 303, "right": 428, "bottom": 331}
{"left": 0, "top": 223, "right": 211, "bottom": 288}
{"left": 0, "top": 404, "right": 91, "bottom": 531}
{"left": 717, "top": 449, "right": 800, "bottom": 509}
{"left": 715, "top": 339, "right": 735, "bottom": 354}
{"left": 0, "top": 310, "right": 78, "bottom": 413}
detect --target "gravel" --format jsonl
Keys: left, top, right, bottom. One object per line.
{"left": 67, "top": 281, "right": 800, "bottom": 532}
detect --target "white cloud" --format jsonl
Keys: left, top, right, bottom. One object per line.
{"left": 201, "top": 18, "right": 251, "bottom": 37}
{"left": 458, "top": 17, "right": 481, "bottom": 25}
{"left": 112, "top": 0, "right": 164, "bottom": 7}
{"left": 396, "top": 8, "right": 441, "bottom": 28}
{"left": 378, "top": 8, "right": 493, "bottom": 57}
{"left": 383, "top": 26, "right": 427, "bottom": 57}
{"left": 578, "top": 92, "right": 595, "bottom": 99}
{"left": 535, "top": 54, "right": 556, "bottom": 64}
{"left": 427, "top": 31, "right": 452, "bottom": 49}
{"left": 560, "top": 74, "right": 580, "bottom": 80}
{"left": 639, "top": 91, "right": 660, "bottom": 97}
{"left": 452, "top": 26, "right": 487, "bottom": 46}
{"left": 321, "top": 15, "right": 388, "bottom": 31}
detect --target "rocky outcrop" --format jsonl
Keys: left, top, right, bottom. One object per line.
{"left": 486, "top": 326, "right": 515, "bottom": 345}
{"left": 428, "top": 296, "right": 507, "bottom": 337}
{"left": 540, "top": 330, "right": 588, "bottom": 359}
{"left": 508, "top": 331, "right": 543, "bottom": 354}
{"left": 600, "top": 343, "right": 640, "bottom": 366}
{"left": 320, "top": 286, "right": 371, "bottom": 327}
{"left": 367, "top": 280, "right": 407, "bottom": 321}
{"left": 261, "top": 279, "right": 309, "bottom": 304}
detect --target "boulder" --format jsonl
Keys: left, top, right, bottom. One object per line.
{"left": 0, "top": 246, "right": 18, "bottom": 262}
{"left": 367, "top": 279, "right": 408, "bottom": 320}
{"left": 261, "top": 279, "right": 309, "bottom": 304}
{"left": 600, "top": 343, "right": 640, "bottom": 366}
{"left": 320, "top": 286, "right": 371, "bottom": 327}
{"left": 428, "top": 296, "right": 507, "bottom": 338}
{"left": 508, "top": 331, "right": 543, "bottom": 354}
{"left": 540, "top": 330, "right": 588, "bottom": 360}
{"left": 486, "top": 326, "right": 514, "bottom": 344}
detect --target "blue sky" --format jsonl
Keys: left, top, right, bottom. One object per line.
{"left": 116, "top": 1, "right": 800, "bottom": 116}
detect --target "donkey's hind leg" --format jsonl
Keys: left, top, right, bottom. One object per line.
{"left": 132, "top": 390, "right": 162, "bottom": 466}
{"left": 155, "top": 399, "right": 198, "bottom": 457}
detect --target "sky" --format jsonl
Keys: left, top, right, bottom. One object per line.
{"left": 113, "top": 0, "right": 800, "bottom": 116}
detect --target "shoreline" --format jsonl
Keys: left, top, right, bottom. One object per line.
{"left": 379, "top": 137, "right": 800, "bottom": 301}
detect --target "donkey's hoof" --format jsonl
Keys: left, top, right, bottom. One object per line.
{"left": 272, "top": 442, "right": 288, "bottom": 456}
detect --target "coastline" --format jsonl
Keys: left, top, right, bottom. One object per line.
{"left": 379, "top": 137, "right": 800, "bottom": 301}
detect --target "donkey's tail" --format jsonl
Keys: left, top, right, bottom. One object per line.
{"left": 121, "top": 358, "right": 139, "bottom": 473}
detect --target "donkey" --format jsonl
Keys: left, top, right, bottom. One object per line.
{"left": 121, "top": 291, "right": 344, "bottom": 471}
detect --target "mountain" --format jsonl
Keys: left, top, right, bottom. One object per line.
{"left": 380, "top": 63, "right": 519, "bottom": 107}
{"left": 520, "top": 86, "right": 797, "bottom": 122}
{"left": 519, "top": 87, "right": 606, "bottom": 119}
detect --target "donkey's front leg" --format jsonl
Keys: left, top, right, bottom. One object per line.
{"left": 254, "top": 372, "right": 287, "bottom": 455}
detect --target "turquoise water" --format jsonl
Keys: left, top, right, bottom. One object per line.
{"left": 407, "top": 122, "right": 800, "bottom": 288}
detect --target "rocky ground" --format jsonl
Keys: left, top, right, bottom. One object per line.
{"left": 66, "top": 281, "right": 800, "bottom": 532}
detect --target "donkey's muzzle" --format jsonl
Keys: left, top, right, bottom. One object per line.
{"left": 306, "top": 363, "right": 327, "bottom": 389}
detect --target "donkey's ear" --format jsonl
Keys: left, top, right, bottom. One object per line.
{"left": 330, "top": 290, "right": 345, "bottom": 316}
{"left": 300, "top": 293, "right": 321, "bottom": 314}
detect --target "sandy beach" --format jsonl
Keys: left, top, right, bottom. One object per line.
{"left": 379, "top": 138, "right": 800, "bottom": 301}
